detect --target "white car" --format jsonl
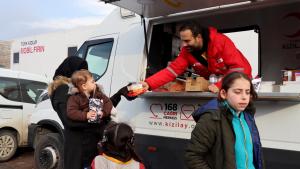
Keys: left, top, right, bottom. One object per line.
{"left": 0, "top": 68, "right": 48, "bottom": 161}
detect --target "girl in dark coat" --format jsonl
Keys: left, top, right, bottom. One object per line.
{"left": 185, "top": 72, "right": 264, "bottom": 169}
{"left": 48, "top": 56, "right": 136, "bottom": 169}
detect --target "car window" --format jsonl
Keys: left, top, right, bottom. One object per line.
{"left": 0, "top": 77, "right": 21, "bottom": 102}
{"left": 36, "top": 90, "right": 49, "bottom": 104}
{"left": 19, "top": 80, "right": 48, "bottom": 104}
{"left": 86, "top": 41, "right": 113, "bottom": 81}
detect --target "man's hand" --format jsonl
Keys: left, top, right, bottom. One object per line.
{"left": 140, "top": 81, "right": 150, "bottom": 91}
{"left": 208, "top": 84, "right": 219, "bottom": 93}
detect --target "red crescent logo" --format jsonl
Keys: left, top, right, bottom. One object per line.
{"left": 282, "top": 12, "right": 300, "bottom": 38}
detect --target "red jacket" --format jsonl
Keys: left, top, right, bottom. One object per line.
{"left": 145, "top": 27, "right": 252, "bottom": 89}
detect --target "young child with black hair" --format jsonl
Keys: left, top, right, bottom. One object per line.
{"left": 91, "top": 122, "right": 145, "bottom": 169}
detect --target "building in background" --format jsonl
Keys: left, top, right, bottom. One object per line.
{"left": 0, "top": 41, "right": 12, "bottom": 68}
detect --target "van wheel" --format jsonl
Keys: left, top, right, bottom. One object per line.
{"left": 34, "top": 133, "right": 63, "bottom": 169}
{"left": 0, "top": 130, "right": 18, "bottom": 162}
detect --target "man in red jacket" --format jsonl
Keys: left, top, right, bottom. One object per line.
{"left": 141, "top": 22, "right": 252, "bottom": 93}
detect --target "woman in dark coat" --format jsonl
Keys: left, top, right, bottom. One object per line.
{"left": 48, "top": 56, "right": 135, "bottom": 169}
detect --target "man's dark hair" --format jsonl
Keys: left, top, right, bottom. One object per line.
{"left": 179, "top": 21, "right": 206, "bottom": 37}
{"left": 179, "top": 21, "right": 210, "bottom": 53}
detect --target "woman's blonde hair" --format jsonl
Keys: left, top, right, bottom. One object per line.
{"left": 48, "top": 76, "right": 70, "bottom": 96}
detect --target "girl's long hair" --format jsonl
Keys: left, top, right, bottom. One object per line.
{"left": 218, "top": 72, "right": 257, "bottom": 114}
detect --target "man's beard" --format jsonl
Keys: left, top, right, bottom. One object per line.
{"left": 186, "top": 46, "right": 196, "bottom": 52}
{"left": 186, "top": 45, "right": 202, "bottom": 53}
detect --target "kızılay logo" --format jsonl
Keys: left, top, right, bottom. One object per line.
{"left": 281, "top": 12, "right": 300, "bottom": 38}
{"left": 150, "top": 104, "right": 163, "bottom": 119}
{"left": 180, "top": 104, "right": 194, "bottom": 121}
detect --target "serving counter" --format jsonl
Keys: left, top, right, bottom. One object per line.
{"left": 140, "top": 92, "right": 300, "bottom": 101}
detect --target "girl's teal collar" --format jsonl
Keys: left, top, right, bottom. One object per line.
{"left": 222, "top": 100, "right": 243, "bottom": 117}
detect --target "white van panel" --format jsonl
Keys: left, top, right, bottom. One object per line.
{"left": 0, "top": 96, "right": 23, "bottom": 135}
{"left": 110, "top": 22, "right": 146, "bottom": 95}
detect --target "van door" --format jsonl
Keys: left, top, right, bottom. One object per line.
{"left": 0, "top": 77, "right": 23, "bottom": 141}
{"left": 76, "top": 34, "right": 118, "bottom": 95}
{"left": 19, "top": 79, "right": 48, "bottom": 145}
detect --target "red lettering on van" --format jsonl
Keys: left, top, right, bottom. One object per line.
{"left": 21, "top": 47, "right": 33, "bottom": 54}
{"left": 34, "top": 46, "right": 45, "bottom": 53}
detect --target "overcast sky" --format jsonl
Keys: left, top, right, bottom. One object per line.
{"left": 0, "top": 0, "right": 116, "bottom": 41}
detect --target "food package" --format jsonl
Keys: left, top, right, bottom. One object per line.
{"left": 127, "top": 83, "right": 147, "bottom": 97}
{"left": 88, "top": 98, "right": 103, "bottom": 123}
{"left": 167, "top": 80, "right": 185, "bottom": 92}
{"left": 185, "top": 77, "right": 209, "bottom": 92}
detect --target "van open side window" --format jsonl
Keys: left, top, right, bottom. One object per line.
{"left": 147, "top": 23, "right": 260, "bottom": 78}
{"left": 147, "top": 24, "right": 177, "bottom": 77}
{"left": 221, "top": 26, "right": 260, "bottom": 77}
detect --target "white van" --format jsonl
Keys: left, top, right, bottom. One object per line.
{"left": 29, "top": 1, "right": 300, "bottom": 169}
{"left": 0, "top": 68, "right": 48, "bottom": 161}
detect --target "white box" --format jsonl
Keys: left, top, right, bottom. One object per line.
{"left": 259, "top": 81, "right": 275, "bottom": 93}
{"left": 279, "top": 84, "right": 300, "bottom": 93}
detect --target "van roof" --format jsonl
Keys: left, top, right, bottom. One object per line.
{"left": 102, "top": 0, "right": 299, "bottom": 18}
{"left": 0, "top": 68, "right": 49, "bottom": 83}
{"left": 102, "top": 0, "right": 250, "bottom": 18}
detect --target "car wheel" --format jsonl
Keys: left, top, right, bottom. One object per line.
{"left": 0, "top": 130, "right": 18, "bottom": 162}
{"left": 34, "top": 133, "right": 63, "bottom": 169}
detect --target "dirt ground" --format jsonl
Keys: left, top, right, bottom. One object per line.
{"left": 0, "top": 147, "right": 34, "bottom": 169}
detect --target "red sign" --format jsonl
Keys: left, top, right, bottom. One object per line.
{"left": 21, "top": 46, "right": 45, "bottom": 54}
{"left": 20, "top": 40, "right": 45, "bottom": 54}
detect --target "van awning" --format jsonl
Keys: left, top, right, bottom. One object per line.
{"left": 101, "top": 0, "right": 253, "bottom": 18}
